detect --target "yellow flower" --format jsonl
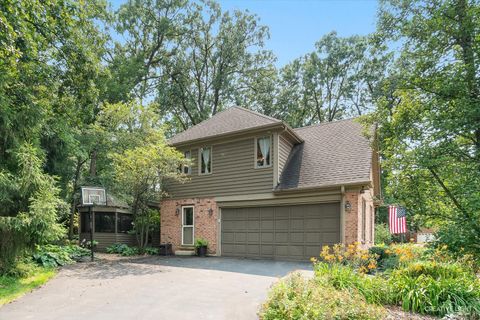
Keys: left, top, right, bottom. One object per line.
{"left": 368, "top": 261, "right": 377, "bottom": 270}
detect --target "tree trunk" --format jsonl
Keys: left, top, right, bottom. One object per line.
{"left": 69, "top": 158, "right": 86, "bottom": 239}
{"left": 89, "top": 149, "right": 97, "bottom": 177}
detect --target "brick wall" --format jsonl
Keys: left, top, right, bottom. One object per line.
{"left": 160, "top": 197, "right": 218, "bottom": 255}
{"left": 344, "top": 189, "right": 375, "bottom": 247}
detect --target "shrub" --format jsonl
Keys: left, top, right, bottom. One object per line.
{"left": 144, "top": 247, "right": 159, "bottom": 255}
{"left": 260, "top": 272, "right": 386, "bottom": 320}
{"left": 388, "top": 261, "right": 480, "bottom": 317}
{"left": 314, "top": 262, "right": 390, "bottom": 305}
{"left": 374, "top": 224, "right": 392, "bottom": 245}
{"left": 316, "top": 243, "right": 378, "bottom": 274}
{"left": 105, "top": 243, "right": 139, "bottom": 256}
{"left": 32, "top": 244, "right": 89, "bottom": 268}
{"left": 194, "top": 238, "right": 208, "bottom": 248}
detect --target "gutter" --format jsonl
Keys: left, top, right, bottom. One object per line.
{"left": 273, "top": 180, "right": 372, "bottom": 194}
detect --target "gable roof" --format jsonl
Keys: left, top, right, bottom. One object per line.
{"left": 277, "top": 118, "right": 373, "bottom": 191}
{"left": 169, "top": 107, "right": 285, "bottom": 145}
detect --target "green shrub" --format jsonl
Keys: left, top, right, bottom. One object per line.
{"left": 32, "top": 244, "right": 89, "bottom": 268}
{"left": 369, "top": 245, "right": 399, "bottom": 271}
{"left": 260, "top": 272, "right": 386, "bottom": 320}
{"left": 314, "top": 262, "right": 390, "bottom": 305}
{"left": 388, "top": 261, "right": 480, "bottom": 317}
{"left": 374, "top": 224, "right": 392, "bottom": 245}
{"left": 144, "top": 247, "right": 159, "bottom": 255}
{"left": 105, "top": 243, "right": 139, "bottom": 256}
{"left": 194, "top": 238, "right": 208, "bottom": 248}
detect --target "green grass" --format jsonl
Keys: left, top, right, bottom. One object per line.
{"left": 0, "top": 267, "right": 56, "bottom": 307}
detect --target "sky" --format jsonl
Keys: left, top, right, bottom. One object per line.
{"left": 110, "top": 0, "right": 379, "bottom": 67}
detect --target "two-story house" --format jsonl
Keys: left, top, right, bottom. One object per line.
{"left": 160, "top": 107, "right": 380, "bottom": 261}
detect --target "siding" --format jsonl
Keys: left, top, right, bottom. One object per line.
{"left": 79, "top": 232, "right": 137, "bottom": 251}
{"left": 167, "top": 136, "right": 274, "bottom": 198}
{"left": 278, "top": 134, "right": 294, "bottom": 176}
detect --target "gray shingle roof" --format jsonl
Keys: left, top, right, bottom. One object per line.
{"left": 168, "top": 107, "right": 282, "bottom": 145}
{"left": 277, "top": 119, "right": 373, "bottom": 190}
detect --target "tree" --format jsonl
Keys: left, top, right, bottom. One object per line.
{"left": 367, "top": 0, "right": 480, "bottom": 256}
{"left": 108, "top": 102, "right": 187, "bottom": 248}
{"left": 272, "top": 32, "right": 389, "bottom": 127}
{"left": 110, "top": 0, "right": 274, "bottom": 132}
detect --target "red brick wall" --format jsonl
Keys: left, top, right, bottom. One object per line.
{"left": 160, "top": 197, "right": 218, "bottom": 255}
{"left": 344, "top": 189, "right": 375, "bottom": 247}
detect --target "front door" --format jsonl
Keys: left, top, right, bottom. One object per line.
{"left": 182, "top": 206, "right": 194, "bottom": 245}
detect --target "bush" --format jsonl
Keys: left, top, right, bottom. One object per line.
{"left": 388, "top": 261, "right": 480, "bottom": 317}
{"left": 144, "top": 247, "right": 159, "bottom": 255}
{"left": 314, "top": 262, "right": 390, "bottom": 305}
{"left": 194, "top": 238, "right": 208, "bottom": 248}
{"left": 105, "top": 243, "right": 139, "bottom": 256}
{"left": 32, "top": 244, "right": 89, "bottom": 268}
{"left": 374, "top": 223, "right": 392, "bottom": 245}
{"left": 315, "top": 243, "right": 378, "bottom": 274}
{"left": 260, "top": 272, "right": 386, "bottom": 320}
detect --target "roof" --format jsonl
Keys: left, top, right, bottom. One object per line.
{"left": 168, "top": 107, "right": 283, "bottom": 145}
{"left": 277, "top": 118, "right": 373, "bottom": 191}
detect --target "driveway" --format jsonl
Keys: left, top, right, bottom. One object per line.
{"left": 0, "top": 256, "right": 312, "bottom": 320}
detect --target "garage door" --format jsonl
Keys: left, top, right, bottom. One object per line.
{"left": 221, "top": 203, "right": 340, "bottom": 261}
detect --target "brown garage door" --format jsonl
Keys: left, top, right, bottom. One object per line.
{"left": 221, "top": 203, "right": 340, "bottom": 261}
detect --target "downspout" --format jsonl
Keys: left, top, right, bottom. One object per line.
{"left": 340, "top": 185, "right": 346, "bottom": 244}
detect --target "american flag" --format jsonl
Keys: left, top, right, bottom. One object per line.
{"left": 389, "top": 205, "right": 407, "bottom": 234}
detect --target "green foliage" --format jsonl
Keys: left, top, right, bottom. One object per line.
{"left": 0, "top": 264, "right": 56, "bottom": 306}
{"left": 194, "top": 238, "right": 209, "bottom": 248}
{"left": 374, "top": 224, "right": 392, "bottom": 245}
{"left": 367, "top": 0, "right": 480, "bottom": 264}
{"left": 32, "top": 245, "right": 90, "bottom": 268}
{"left": 260, "top": 272, "right": 386, "bottom": 320}
{"left": 388, "top": 261, "right": 480, "bottom": 317}
{"left": 144, "top": 247, "right": 159, "bottom": 255}
{"left": 312, "top": 243, "right": 480, "bottom": 318}
{"left": 105, "top": 243, "right": 139, "bottom": 256}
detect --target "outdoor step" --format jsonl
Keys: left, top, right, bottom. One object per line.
{"left": 175, "top": 250, "right": 196, "bottom": 256}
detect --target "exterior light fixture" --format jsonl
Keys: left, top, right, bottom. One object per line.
{"left": 175, "top": 208, "right": 180, "bottom": 216}
{"left": 360, "top": 186, "right": 365, "bottom": 194}
{"left": 208, "top": 208, "right": 213, "bottom": 216}
{"left": 345, "top": 201, "right": 352, "bottom": 212}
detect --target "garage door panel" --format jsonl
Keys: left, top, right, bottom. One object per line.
{"left": 222, "top": 203, "right": 340, "bottom": 261}
{"left": 275, "top": 219, "right": 289, "bottom": 230}
{"left": 290, "top": 232, "right": 304, "bottom": 243}
{"left": 261, "top": 232, "right": 274, "bottom": 242}
{"left": 291, "top": 219, "right": 304, "bottom": 230}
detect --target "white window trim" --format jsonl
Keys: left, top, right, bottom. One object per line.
{"left": 254, "top": 135, "right": 273, "bottom": 169}
{"left": 181, "top": 205, "right": 194, "bottom": 246}
{"left": 198, "top": 146, "right": 213, "bottom": 175}
{"left": 182, "top": 150, "right": 192, "bottom": 175}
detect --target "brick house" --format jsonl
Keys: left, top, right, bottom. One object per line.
{"left": 161, "top": 107, "right": 380, "bottom": 261}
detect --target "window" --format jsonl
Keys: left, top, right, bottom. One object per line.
{"left": 361, "top": 199, "right": 366, "bottom": 242}
{"left": 117, "top": 213, "right": 133, "bottom": 233}
{"left": 95, "top": 212, "right": 115, "bottom": 233}
{"left": 81, "top": 212, "right": 91, "bottom": 233}
{"left": 199, "top": 147, "right": 212, "bottom": 174}
{"left": 183, "top": 151, "right": 191, "bottom": 174}
{"left": 256, "top": 136, "right": 272, "bottom": 168}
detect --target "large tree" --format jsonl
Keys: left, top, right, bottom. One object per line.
{"left": 368, "top": 0, "right": 480, "bottom": 255}
{"left": 109, "top": 0, "right": 274, "bottom": 132}
{"left": 271, "top": 32, "right": 389, "bottom": 127}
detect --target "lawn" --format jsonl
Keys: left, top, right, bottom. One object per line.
{"left": 0, "top": 267, "right": 56, "bottom": 307}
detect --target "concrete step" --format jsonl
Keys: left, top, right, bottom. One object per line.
{"left": 175, "top": 250, "right": 196, "bottom": 256}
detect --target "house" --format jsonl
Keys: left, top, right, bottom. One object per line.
{"left": 160, "top": 107, "right": 380, "bottom": 261}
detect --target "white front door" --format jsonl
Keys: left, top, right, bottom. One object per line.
{"left": 182, "top": 206, "right": 194, "bottom": 245}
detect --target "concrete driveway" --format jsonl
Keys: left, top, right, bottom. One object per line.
{"left": 0, "top": 255, "right": 312, "bottom": 320}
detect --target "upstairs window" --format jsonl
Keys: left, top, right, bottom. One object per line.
{"left": 182, "top": 151, "right": 191, "bottom": 175}
{"left": 256, "top": 136, "right": 272, "bottom": 168}
{"left": 199, "top": 147, "right": 212, "bottom": 174}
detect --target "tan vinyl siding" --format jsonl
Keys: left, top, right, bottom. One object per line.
{"left": 167, "top": 136, "right": 274, "bottom": 198}
{"left": 279, "top": 134, "right": 294, "bottom": 175}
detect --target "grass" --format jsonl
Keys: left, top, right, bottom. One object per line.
{"left": 0, "top": 267, "right": 56, "bottom": 307}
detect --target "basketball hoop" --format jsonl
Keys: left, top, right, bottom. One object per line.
{"left": 80, "top": 186, "right": 106, "bottom": 262}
